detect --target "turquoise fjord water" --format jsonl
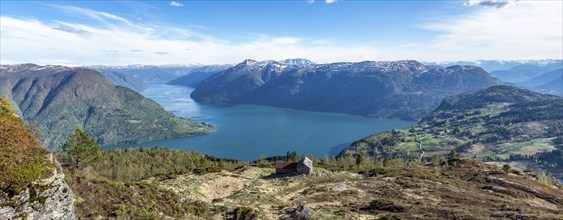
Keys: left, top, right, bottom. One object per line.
{"left": 104, "top": 83, "right": 414, "bottom": 161}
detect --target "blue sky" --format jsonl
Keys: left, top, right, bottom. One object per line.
{"left": 1, "top": 0, "right": 561, "bottom": 65}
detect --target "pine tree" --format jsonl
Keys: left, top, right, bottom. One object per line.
{"left": 322, "top": 154, "right": 330, "bottom": 165}
{"left": 62, "top": 128, "right": 101, "bottom": 170}
{"left": 355, "top": 154, "right": 365, "bottom": 167}
{"left": 294, "top": 151, "right": 299, "bottom": 161}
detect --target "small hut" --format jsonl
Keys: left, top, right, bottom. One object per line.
{"left": 274, "top": 157, "right": 313, "bottom": 175}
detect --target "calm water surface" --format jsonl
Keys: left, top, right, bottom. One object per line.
{"left": 104, "top": 83, "right": 414, "bottom": 161}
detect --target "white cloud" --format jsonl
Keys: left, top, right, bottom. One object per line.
{"left": 307, "top": 0, "right": 315, "bottom": 4}
{"left": 0, "top": 15, "right": 383, "bottom": 65}
{"left": 325, "top": 0, "right": 337, "bottom": 4}
{"left": 464, "top": 0, "right": 517, "bottom": 8}
{"left": 1, "top": 3, "right": 561, "bottom": 65}
{"left": 55, "top": 5, "right": 132, "bottom": 25}
{"left": 170, "top": 1, "right": 184, "bottom": 7}
{"left": 413, "top": 1, "right": 563, "bottom": 61}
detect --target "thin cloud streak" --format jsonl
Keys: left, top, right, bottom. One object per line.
{"left": 54, "top": 5, "right": 133, "bottom": 26}
{"left": 464, "top": 0, "right": 517, "bottom": 8}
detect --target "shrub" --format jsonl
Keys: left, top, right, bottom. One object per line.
{"left": 183, "top": 201, "right": 210, "bottom": 217}
{"left": 113, "top": 202, "right": 158, "bottom": 220}
{"left": 537, "top": 173, "right": 553, "bottom": 187}
{"left": 502, "top": 164, "right": 511, "bottom": 174}
{"left": 93, "top": 147, "right": 242, "bottom": 182}
{"left": 0, "top": 97, "right": 52, "bottom": 191}
{"left": 448, "top": 150, "right": 459, "bottom": 160}
{"left": 364, "top": 198, "right": 410, "bottom": 212}
{"left": 233, "top": 206, "right": 259, "bottom": 220}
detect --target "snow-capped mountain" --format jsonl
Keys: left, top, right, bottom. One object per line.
{"left": 424, "top": 59, "right": 563, "bottom": 72}
{"left": 191, "top": 59, "right": 502, "bottom": 120}
{"left": 281, "top": 58, "right": 315, "bottom": 65}
{"left": 0, "top": 63, "right": 71, "bottom": 73}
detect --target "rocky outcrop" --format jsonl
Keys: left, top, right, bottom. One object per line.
{"left": 0, "top": 162, "right": 77, "bottom": 220}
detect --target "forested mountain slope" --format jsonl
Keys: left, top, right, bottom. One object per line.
{"left": 0, "top": 64, "right": 213, "bottom": 150}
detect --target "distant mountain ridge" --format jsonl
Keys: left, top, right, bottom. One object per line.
{"left": 425, "top": 59, "right": 562, "bottom": 72}
{"left": 91, "top": 64, "right": 232, "bottom": 84}
{"left": 490, "top": 60, "right": 563, "bottom": 83}
{"left": 0, "top": 64, "right": 213, "bottom": 150}
{"left": 191, "top": 59, "right": 503, "bottom": 120}
{"left": 517, "top": 68, "right": 563, "bottom": 96}
{"left": 94, "top": 69, "right": 148, "bottom": 92}
{"left": 536, "top": 75, "right": 563, "bottom": 96}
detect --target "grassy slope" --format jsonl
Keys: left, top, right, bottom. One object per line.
{"left": 340, "top": 86, "right": 562, "bottom": 168}
{"left": 65, "top": 147, "right": 563, "bottom": 219}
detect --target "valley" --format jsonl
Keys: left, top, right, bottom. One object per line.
{"left": 105, "top": 83, "right": 413, "bottom": 160}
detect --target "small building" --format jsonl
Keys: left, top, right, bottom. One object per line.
{"left": 274, "top": 161, "right": 297, "bottom": 174}
{"left": 274, "top": 157, "right": 314, "bottom": 175}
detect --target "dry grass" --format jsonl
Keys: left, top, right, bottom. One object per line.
{"left": 151, "top": 159, "right": 563, "bottom": 219}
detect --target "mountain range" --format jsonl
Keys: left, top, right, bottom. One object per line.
{"left": 428, "top": 60, "right": 562, "bottom": 97}
{"left": 168, "top": 59, "right": 314, "bottom": 87}
{"left": 191, "top": 59, "right": 503, "bottom": 120}
{"left": 518, "top": 68, "right": 563, "bottom": 96}
{"left": 490, "top": 60, "right": 562, "bottom": 83}
{"left": 90, "top": 64, "right": 231, "bottom": 85}
{"left": 426, "top": 59, "right": 562, "bottom": 72}
{"left": 94, "top": 69, "right": 148, "bottom": 92}
{"left": 0, "top": 64, "right": 213, "bottom": 150}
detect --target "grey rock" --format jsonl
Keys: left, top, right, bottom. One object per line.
{"left": 293, "top": 204, "right": 314, "bottom": 220}
{"left": 0, "top": 162, "right": 77, "bottom": 220}
{"left": 331, "top": 183, "right": 348, "bottom": 192}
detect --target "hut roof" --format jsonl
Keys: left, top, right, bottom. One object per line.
{"left": 274, "top": 161, "right": 296, "bottom": 169}
{"left": 297, "top": 157, "right": 313, "bottom": 168}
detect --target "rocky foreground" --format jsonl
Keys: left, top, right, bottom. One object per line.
{"left": 0, "top": 159, "right": 77, "bottom": 220}
{"left": 146, "top": 159, "right": 562, "bottom": 219}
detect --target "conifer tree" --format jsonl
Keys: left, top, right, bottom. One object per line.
{"left": 62, "top": 128, "right": 101, "bottom": 170}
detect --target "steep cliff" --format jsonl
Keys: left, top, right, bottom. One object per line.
{"left": 0, "top": 96, "right": 76, "bottom": 219}
{"left": 0, "top": 161, "right": 77, "bottom": 220}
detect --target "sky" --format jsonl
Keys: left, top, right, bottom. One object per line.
{"left": 0, "top": 0, "right": 562, "bottom": 65}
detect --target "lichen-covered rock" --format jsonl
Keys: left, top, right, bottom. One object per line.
{"left": 293, "top": 204, "right": 315, "bottom": 220}
{"left": 0, "top": 163, "right": 77, "bottom": 220}
{"left": 331, "top": 182, "right": 348, "bottom": 192}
